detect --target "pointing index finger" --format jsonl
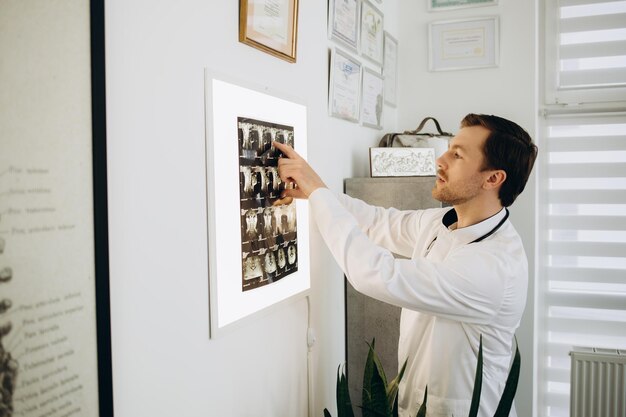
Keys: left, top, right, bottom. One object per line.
{"left": 273, "top": 141, "right": 299, "bottom": 159}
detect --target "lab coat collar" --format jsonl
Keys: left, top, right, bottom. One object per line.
{"left": 441, "top": 207, "right": 508, "bottom": 246}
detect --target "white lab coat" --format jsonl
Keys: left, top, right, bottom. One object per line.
{"left": 309, "top": 189, "right": 528, "bottom": 417}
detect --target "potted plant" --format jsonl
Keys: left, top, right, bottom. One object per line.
{"left": 324, "top": 336, "right": 520, "bottom": 417}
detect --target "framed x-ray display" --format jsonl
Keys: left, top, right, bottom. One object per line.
{"left": 204, "top": 73, "right": 310, "bottom": 337}
{"left": 0, "top": 0, "right": 113, "bottom": 416}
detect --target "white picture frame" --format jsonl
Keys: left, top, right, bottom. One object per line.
{"left": 383, "top": 31, "right": 398, "bottom": 107}
{"left": 359, "top": 0, "right": 384, "bottom": 66}
{"left": 360, "top": 67, "right": 384, "bottom": 129}
{"left": 328, "top": 0, "right": 359, "bottom": 51}
{"left": 428, "top": 0, "right": 497, "bottom": 11}
{"left": 204, "top": 73, "right": 310, "bottom": 338}
{"left": 329, "top": 48, "right": 362, "bottom": 123}
{"left": 370, "top": 147, "right": 436, "bottom": 177}
{"left": 428, "top": 16, "right": 499, "bottom": 72}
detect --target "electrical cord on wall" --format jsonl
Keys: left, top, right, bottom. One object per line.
{"left": 306, "top": 295, "right": 316, "bottom": 417}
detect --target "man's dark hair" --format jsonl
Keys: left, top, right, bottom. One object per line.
{"left": 461, "top": 113, "right": 538, "bottom": 207}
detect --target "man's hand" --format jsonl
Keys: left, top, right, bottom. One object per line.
{"left": 274, "top": 141, "right": 327, "bottom": 200}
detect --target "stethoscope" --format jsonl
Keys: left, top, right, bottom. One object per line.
{"left": 425, "top": 208, "right": 510, "bottom": 255}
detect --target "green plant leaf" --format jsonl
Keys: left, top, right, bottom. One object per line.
{"left": 324, "top": 409, "right": 333, "bottom": 417}
{"left": 362, "top": 339, "right": 391, "bottom": 417}
{"left": 493, "top": 339, "right": 521, "bottom": 417}
{"left": 391, "top": 391, "right": 399, "bottom": 417}
{"left": 362, "top": 339, "right": 388, "bottom": 399}
{"left": 362, "top": 339, "right": 375, "bottom": 408}
{"left": 362, "top": 352, "right": 389, "bottom": 417}
{"left": 468, "top": 335, "right": 483, "bottom": 417}
{"left": 337, "top": 364, "right": 355, "bottom": 417}
{"left": 415, "top": 386, "right": 427, "bottom": 417}
{"left": 386, "top": 358, "right": 407, "bottom": 413}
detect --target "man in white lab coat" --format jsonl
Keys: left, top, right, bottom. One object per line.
{"left": 274, "top": 114, "right": 538, "bottom": 417}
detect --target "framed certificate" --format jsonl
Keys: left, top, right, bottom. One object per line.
{"left": 359, "top": 0, "right": 384, "bottom": 66}
{"left": 429, "top": 16, "right": 499, "bottom": 71}
{"left": 329, "top": 48, "right": 362, "bottom": 123}
{"left": 383, "top": 31, "right": 398, "bottom": 107}
{"left": 328, "top": 0, "right": 359, "bottom": 50}
{"left": 239, "top": 0, "right": 299, "bottom": 63}
{"left": 360, "top": 67, "right": 384, "bottom": 129}
{"left": 428, "top": 0, "right": 497, "bottom": 11}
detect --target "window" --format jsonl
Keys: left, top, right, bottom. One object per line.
{"left": 544, "top": 0, "right": 626, "bottom": 103}
{"left": 538, "top": 1, "right": 626, "bottom": 416}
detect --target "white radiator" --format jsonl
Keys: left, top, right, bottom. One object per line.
{"left": 570, "top": 347, "right": 626, "bottom": 417}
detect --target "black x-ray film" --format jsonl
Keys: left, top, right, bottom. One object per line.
{"left": 237, "top": 117, "right": 298, "bottom": 292}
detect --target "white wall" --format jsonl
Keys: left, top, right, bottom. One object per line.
{"left": 107, "top": 0, "right": 537, "bottom": 415}
{"left": 2, "top": 0, "right": 538, "bottom": 414}
{"left": 106, "top": 1, "right": 398, "bottom": 416}
{"left": 397, "top": 1, "right": 537, "bottom": 416}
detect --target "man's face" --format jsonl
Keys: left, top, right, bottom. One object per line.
{"left": 432, "top": 125, "right": 491, "bottom": 205}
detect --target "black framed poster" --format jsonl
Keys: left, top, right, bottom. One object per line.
{"left": 0, "top": 1, "right": 113, "bottom": 416}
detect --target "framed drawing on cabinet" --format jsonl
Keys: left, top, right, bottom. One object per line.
{"left": 370, "top": 147, "right": 436, "bottom": 177}
{"left": 204, "top": 73, "right": 310, "bottom": 337}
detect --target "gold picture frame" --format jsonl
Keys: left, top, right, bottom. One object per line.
{"left": 239, "top": 0, "right": 299, "bottom": 63}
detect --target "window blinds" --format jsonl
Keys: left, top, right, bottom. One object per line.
{"left": 539, "top": 2, "right": 626, "bottom": 416}
{"left": 539, "top": 114, "right": 626, "bottom": 417}
{"left": 546, "top": 0, "right": 626, "bottom": 103}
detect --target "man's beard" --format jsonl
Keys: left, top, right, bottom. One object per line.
{"left": 432, "top": 186, "right": 474, "bottom": 205}
{"left": 432, "top": 170, "right": 482, "bottom": 205}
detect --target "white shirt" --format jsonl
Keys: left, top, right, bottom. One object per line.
{"left": 309, "top": 188, "right": 528, "bottom": 417}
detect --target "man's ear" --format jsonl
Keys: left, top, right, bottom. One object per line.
{"left": 483, "top": 170, "right": 506, "bottom": 190}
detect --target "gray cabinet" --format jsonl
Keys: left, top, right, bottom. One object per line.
{"left": 343, "top": 177, "right": 440, "bottom": 414}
